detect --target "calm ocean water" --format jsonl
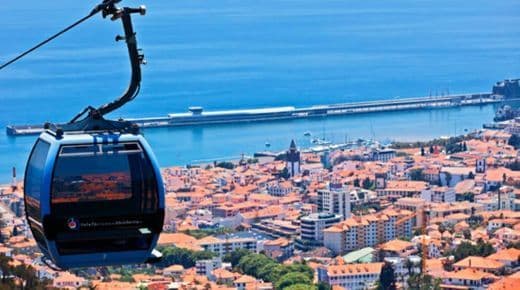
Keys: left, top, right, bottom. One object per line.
{"left": 0, "top": 0, "right": 519, "bottom": 182}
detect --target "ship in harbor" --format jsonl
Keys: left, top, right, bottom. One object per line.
{"left": 6, "top": 78, "right": 520, "bottom": 137}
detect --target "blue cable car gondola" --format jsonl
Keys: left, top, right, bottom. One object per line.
{"left": 20, "top": 1, "right": 165, "bottom": 269}
{"left": 25, "top": 132, "right": 164, "bottom": 268}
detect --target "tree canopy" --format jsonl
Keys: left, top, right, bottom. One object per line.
{"left": 445, "top": 240, "right": 495, "bottom": 262}
{"left": 157, "top": 246, "right": 215, "bottom": 268}
{"left": 275, "top": 272, "right": 312, "bottom": 290}
{"left": 232, "top": 251, "right": 314, "bottom": 289}
{"left": 378, "top": 262, "right": 396, "bottom": 290}
{"left": 284, "top": 284, "right": 317, "bottom": 290}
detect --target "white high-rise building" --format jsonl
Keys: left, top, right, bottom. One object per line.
{"left": 299, "top": 213, "right": 341, "bottom": 248}
{"left": 317, "top": 180, "right": 351, "bottom": 220}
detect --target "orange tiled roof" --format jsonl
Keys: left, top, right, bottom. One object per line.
{"left": 157, "top": 233, "right": 203, "bottom": 251}
{"left": 488, "top": 277, "right": 520, "bottom": 290}
{"left": 442, "top": 268, "right": 496, "bottom": 281}
{"left": 326, "top": 262, "right": 384, "bottom": 276}
{"left": 379, "top": 239, "right": 414, "bottom": 252}
{"left": 487, "top": 248, "right": 520, "bottom": 262}
{"left": 454, "top": 256, "right": 505, "bottom": 270}
{"left": 234, "top": 274, "right": 257, "bottom": 284}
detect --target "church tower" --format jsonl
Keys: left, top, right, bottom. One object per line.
{"left": 286, "top": 139, "right": 301, "bottom": 177}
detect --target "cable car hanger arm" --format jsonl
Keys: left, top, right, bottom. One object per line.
{"left": 57, "top": 1, "right": 148, "bottom": 134}
{"left": 94, "top": 4, "right": 147, "bottom": 118}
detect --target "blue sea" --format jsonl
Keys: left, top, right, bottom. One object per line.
{"left": 0, "top": 0, "right": 519, "bottom": 182}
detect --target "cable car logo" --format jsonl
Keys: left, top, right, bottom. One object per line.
{"left": 67, "top": 218, "right": 80, "bottom": 230}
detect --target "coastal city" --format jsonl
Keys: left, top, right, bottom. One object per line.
{"left": 1, "top": 0, "right": 520, "bottom": 289}
{"left": 2, "top": 117, "right": 520, "bottom": 289}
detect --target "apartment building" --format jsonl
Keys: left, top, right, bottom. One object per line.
{"left": 323, "top": 208, "right": 416, "bottom": 255}
{"left": 266, "top": 181, "right": 293, "bottom": 197}
{"left": 420, "top": 186, "right": 456, "bottom": 203}
{"left": 252, "top": 219, "right": 299, "bottom": 239}
{"left": 299, "top": 213, "right": 342, "bottom": 248}
{"left": 438, "top": 268, "right": 497, "bottom": 290}
{"left": 426, "top": 202, "right": 485, "bottom": 222}
{"left": 197, "top": 236, "right": 257, "bottom": 257}
{"left": 376, "top": 180, "right": 429, "bottom": 198}
{"left": 195, "top": 257, "right": 222, "bottom": 276}
{"left": 379, "top": 239, "right": 417, "bottom": 258}
{"left": 317, "top": 181, "right": 351, "bottom": 220}
{"left": 317, "top": 262, "right": 383, "bottom": 290}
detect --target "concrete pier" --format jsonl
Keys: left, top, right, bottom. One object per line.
{"left": 6, "top": 92, "right": 499, "bottom": 137}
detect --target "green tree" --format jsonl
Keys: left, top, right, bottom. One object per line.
{"left": 362, "top": 177, "right": 373, "bottom": 190}
{"left": 275, "top": 272, "right": 312, "bottom": 290}
{"left": 223, "top": 249, "right": 250, "bottom": 267}
{"left": 445, "top": 240, "right": 495, "bottom": 262}
{"left": 234, "top": 253, "right": 314, "bottom": 288}
{"left": 353, "top": 178, "right": 360, "bottom": 187}
{"left": 280, "top": 167, "right": 290, "bottom": 179}
{"left": 378, "top": 262, "right": 396, "bottom": 290}
{"left": 216, "top": 161, "right": 235, "bottom": 170}
{"left": 158, "top": 247, "right": 215, "bottom": 268}
{"left": 238, "top": 254, "right": 275, "bottom": 277}
{"left": 284, "top": 284, "right": 317, "bottom": 290}
{"left": 316, "top": 282, "right": 332, "bottom": 290}
{"left": 284, "top": 263, "right": 313, "bottom": 280}
{"left": 407, "top": 274, "right": 441, "bottom": 290}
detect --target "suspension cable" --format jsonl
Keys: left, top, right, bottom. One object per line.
{"left": 0, "top": 1, "right": 117, "bottom": 71}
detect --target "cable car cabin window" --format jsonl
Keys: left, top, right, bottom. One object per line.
{"left": 50, "top": 142, "right": 159, "bottom": 255}
{"left": 25, "top": 140, "right": 50, "bottom": 221}
{"left": 51, "top": 142, "right": 158, "bottom": 217}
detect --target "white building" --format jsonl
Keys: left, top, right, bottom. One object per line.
{"left": 324, "top": 208, "right": 415, "bottom": 255}
{"left": 420, "top": 186, "right": 455, "bottom": 203}
{"left": 197, "top": 236, "right": 257, "bottom": 257}
{"left": 317, "top": 263, "right": 383, "bottom": 290}
{"left": 300, "top": 213, "right": 341, "bottom": 248}
{"left": 266, "top": 181, "right": 293, "bottom": 197}
{"left": 317, "top": 181, "right": 351, "bottom": 220}
{"left": 371, "top": 148, "right": 396, "bottom": 162}
{"left": 196, "top": 257, "right": 222, "bottom": 276}
{"left": 439, "top": 167, "right": 474, "bottom": 187}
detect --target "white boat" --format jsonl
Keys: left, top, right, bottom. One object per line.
{"left": 312, "top": 138, "right": 331, "bottom": 145}
{"left": 303, "top": 131, "right": 311, "bottom": 136}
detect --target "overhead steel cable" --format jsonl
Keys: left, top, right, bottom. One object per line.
{"left": 0, "top": 0, "right": 118, "bottom": 71}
